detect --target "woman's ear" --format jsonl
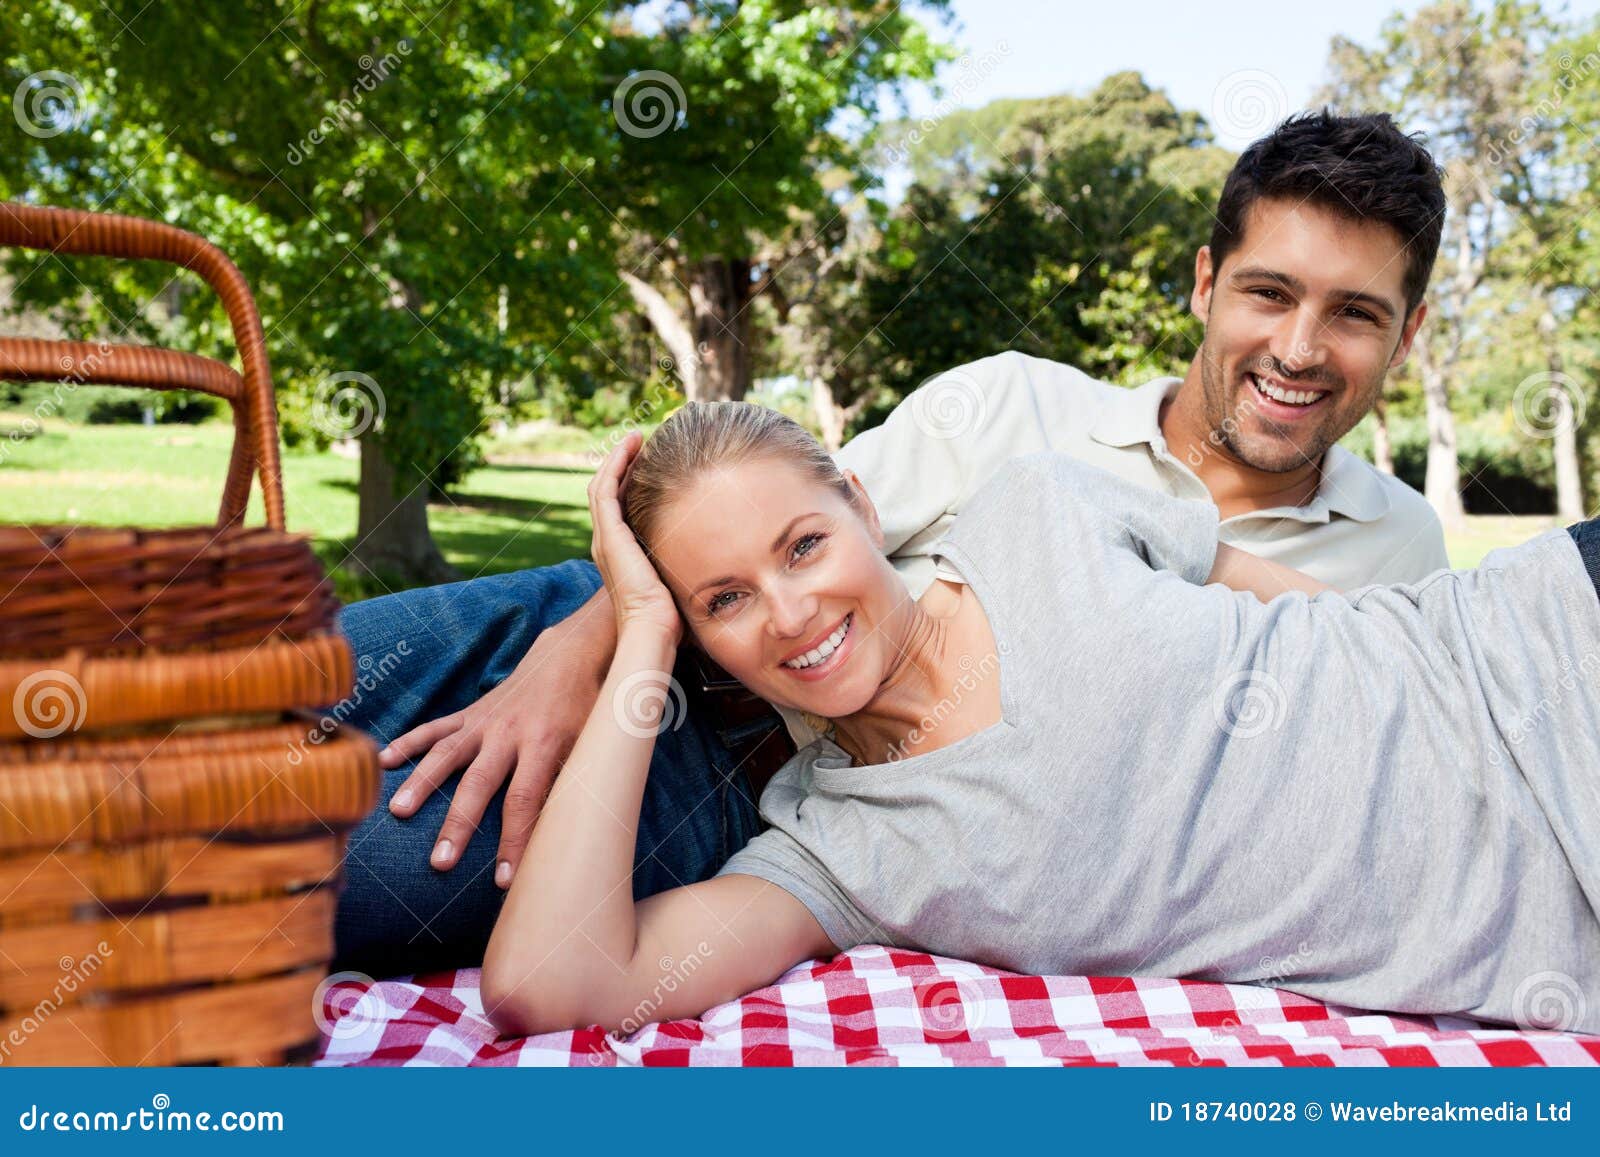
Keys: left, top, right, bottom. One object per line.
{"left": 842, "top": 468, "right": 885, "bottom": 550}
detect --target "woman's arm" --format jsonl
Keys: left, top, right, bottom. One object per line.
{"left": 480, "top": 434, "right": 834, "bottom": 1037}
{"left": 1207, "top": 541, "right": 1334, "bottom": 599}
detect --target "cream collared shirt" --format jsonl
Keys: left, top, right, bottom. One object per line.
{"left": 773, "top": 350, "right": 1448, "bottom": 747}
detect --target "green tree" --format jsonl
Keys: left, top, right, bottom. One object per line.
{"left": 3, "top": 0, "right": 623, "bottom": 585}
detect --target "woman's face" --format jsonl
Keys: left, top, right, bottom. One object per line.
{"left": 646, "top": 457, "right": 907, "bottom": 720}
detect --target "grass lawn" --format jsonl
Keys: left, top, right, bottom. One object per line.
{"left": 0, "top": 414, "right": 594, "bottom": 604}
{"left": 0, "top": 411, "right": 1561, "bottom": 603}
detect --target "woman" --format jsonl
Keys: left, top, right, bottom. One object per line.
{"left": 481, "top": 402, "right": 1600, "bottom": 1038}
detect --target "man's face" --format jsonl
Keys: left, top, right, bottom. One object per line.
{"left": 1190, "top": 196, "right": 1428, "bottom": 473}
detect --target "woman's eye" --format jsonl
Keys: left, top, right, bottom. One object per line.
{"left": 707, "top": 591, "right": 740, "bottom": 616}
{"left": 791, "top": 532, "right": 826, "bottom": 561}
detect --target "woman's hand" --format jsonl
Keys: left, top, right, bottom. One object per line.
{"left": 587, "top": 432, "right": 683, "bottom": 646}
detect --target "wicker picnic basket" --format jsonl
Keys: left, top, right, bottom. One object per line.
{"left": 0, "top": 202, "right": 380, "bottom": 1066}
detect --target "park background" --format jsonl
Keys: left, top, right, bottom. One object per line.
{"left": 3, "top": 0, "right": 1598, "bottom": 604}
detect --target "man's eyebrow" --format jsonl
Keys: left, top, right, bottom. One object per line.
{"left": 1229, "top": 265, "right": 1398, "bottom": 322}
{"left": 690, "top": 513, "right": 821, "bottom": 596}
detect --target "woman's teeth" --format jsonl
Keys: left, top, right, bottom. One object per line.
{"left": 782, "top": 613, "right": 852, "bottom": 670}
{"left": 1250, "top": 374, "right": 1327, "bottom": 407}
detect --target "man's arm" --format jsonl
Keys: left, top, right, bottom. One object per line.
{"left": 1208, "top": 542, "right": 1334, "bottom": 599}
{"left": 382, "top": 582, "right": 619, "bottom": 885}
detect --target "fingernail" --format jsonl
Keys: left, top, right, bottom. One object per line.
{"left": 391, "top": 789, "right": 413, "bottom": 811}
{"left": 431, "top": 839, "right": 453, "bottom": 867}
{"left": 378, "top": 744, "right": 392, "bottom": 758}
{"left": 495, "top": 860, "right": 512, "bottom": 888}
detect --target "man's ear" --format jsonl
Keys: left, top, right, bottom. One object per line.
{"left": 1190, "top": 245, "right": 1215, "bottom": 324}
{"left": 842, "top": 468, "right": 885, "bottom": 550}
{"left": 1390, "top": 300, "right": 1428, "bottom": 368}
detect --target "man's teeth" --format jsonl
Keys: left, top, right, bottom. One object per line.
{"left": 1252, "top": 374, "right": 1326, "bottom": 406}
{"left": 783, "top": 614, "right": 852, "bottom": 670}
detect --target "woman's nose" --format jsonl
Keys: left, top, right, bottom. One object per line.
{"left": 767, "top": 586, "right": 819, "bottom": 639}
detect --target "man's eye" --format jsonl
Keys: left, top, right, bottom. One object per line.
{"left": 1251, "top": 288, "right": 1284, "bottom": 301}
{"left": 1344, "top": 307, "right": 1376, "bottom": 322}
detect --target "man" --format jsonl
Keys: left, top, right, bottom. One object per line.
{"left": 331, "top": 108, "right": 1447, "bottom": 976}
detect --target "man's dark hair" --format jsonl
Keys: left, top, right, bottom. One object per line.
{"left": 1208, "top": 109, "right": 1446, "bottom": 316}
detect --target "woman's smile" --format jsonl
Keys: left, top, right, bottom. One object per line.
{"left": 777, "top": 611, "right": 856, "bottom": 681}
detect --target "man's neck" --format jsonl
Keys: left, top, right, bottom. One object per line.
{"left": 1159, "top": 364, "right": 1324, "bottom": 520}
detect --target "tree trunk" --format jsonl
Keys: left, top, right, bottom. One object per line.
{"left": 1538, "top": 306, "right": 1585, "bottom": 523}
{"left": 811, "top": 378, "right": 848, "bottom": 451}
{"left": 689, "top": 257, "right": 752, "bottom": 401}
{"left": 1371, "top": 392, "right": 1395, "bottom": 475}
{"left": 351, "top": 436, "right": 457, "bottom": 587}
{"left": 620, "top": 270, "right": 702, "bottom": 398}
{"left": 1419, "top": 356, "right": 1466, "bottom": 533}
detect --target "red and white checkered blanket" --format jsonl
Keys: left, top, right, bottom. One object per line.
{"left": 312, "top": 945, "right": 1600, "bottom": 1067}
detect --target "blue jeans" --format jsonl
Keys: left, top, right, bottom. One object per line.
{"left": 1570, "top": 518, "right": 1600, "bottom": 601}
{"left": 328, "top": 559, "right": 762, "bottom": 976}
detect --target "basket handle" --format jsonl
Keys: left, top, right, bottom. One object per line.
{"left": 0, "top": 202, "right": 284, "bottom": 530}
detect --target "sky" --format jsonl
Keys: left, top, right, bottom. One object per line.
{"left": 895, "top": 0, "right": 1600, "bottom": 150}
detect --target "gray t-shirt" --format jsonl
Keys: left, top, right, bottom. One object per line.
{"left": 718, "top": 451, "right": 1600, "bottom": 1032}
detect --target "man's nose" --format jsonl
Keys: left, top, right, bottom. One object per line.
{"left": 1272, "top": 307, "right": 1330, "bottom": 376}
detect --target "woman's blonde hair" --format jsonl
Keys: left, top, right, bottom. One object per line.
{"left": 622, "top": 401, "right": 856, "bottom": 555}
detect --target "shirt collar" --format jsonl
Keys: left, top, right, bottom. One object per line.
{"left": 1088, "top": 375, "right": 1391, "bottom": 524}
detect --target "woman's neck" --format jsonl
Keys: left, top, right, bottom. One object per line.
{"left": 827, "top": 582, "right": 991, "bottom": 766}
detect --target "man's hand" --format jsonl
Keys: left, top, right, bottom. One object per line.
{"left": 381, "top": 586, "right": 616, "bottom": 888}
